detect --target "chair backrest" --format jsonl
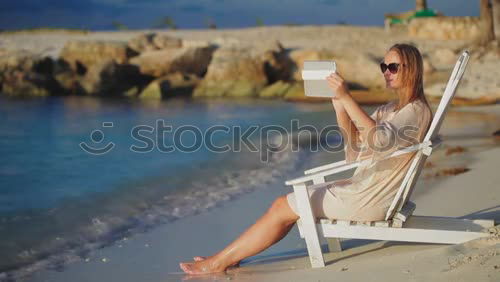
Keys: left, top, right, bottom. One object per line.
{"left": 384, "top": 50, "right": 470, "bottom": 221}
{"left": 422, "top": 51, "right": 470, "bottom": 143}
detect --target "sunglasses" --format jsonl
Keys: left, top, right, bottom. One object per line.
{"left": 380, "top": 63, "right": 402, "bottom": 74}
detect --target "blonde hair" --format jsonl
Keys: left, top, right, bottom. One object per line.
{"left": 388, "top": 43, "right": 431, "bottom": 111}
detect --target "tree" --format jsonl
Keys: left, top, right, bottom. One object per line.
{"left": 493, "top": 0, "right": 500, "bottom": 39}
{"left": 111, "top": 21, "right": 128, "bottom": 31}
{"left": 154, "top": 16, "right": 178, "bottom": 29}
{"left": 255, "top": 17, "right": 264, "bottom": 27}
{"left": 479, "top": 0, "right": 495, "bottom": 44}
{"left": 416, "top": 0, "right": 427, "bottom": 11}
{"left": 204, "top": 17, "right": 217, "bottom": 29}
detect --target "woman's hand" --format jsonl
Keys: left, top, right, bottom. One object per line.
{"left": 326, "top": 72, "right": 351, "bottom": 102}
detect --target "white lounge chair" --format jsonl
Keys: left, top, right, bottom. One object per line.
{"left": 284, "top": 50, "right": 495, "bottom": 268}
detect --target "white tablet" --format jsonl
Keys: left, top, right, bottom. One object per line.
{"left": 301, "top": 61, "right": 336, "bottom": 98}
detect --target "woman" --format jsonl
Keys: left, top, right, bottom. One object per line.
{"left": 179, "top": 43, "right": 433, "bottom": 274}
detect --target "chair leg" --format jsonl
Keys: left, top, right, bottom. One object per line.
{"left": 293, "top": 184, "right": 325, "bottom": 268}
{"left": 327, "top": 238, "right": 342, "bottom": 253}
{"left": 303, "top": 230, "right": 325, "bottom": 268}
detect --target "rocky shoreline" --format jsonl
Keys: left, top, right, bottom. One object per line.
{"left": 0, "top": 26, "right": 499, "bottom": 104}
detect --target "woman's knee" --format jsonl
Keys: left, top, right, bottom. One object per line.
{"left": 268, "top": 195, "right": 299, "bottom": 222}
{"left": 270, "top": 195, "right": 288, "bottom": 210}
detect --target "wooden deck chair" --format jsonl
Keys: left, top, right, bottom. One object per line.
{"left": 284, "top": 50, "right": 495, "bottom": 268}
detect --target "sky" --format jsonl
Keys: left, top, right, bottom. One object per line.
{"left": 0, "top": 0, "right": 480, "bottom": 30}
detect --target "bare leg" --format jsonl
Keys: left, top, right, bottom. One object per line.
{"left": 179, "top": 195, "right": 299, "bottom": 274}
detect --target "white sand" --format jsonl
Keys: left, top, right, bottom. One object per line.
{"left": 24, "top": 104, "right": 500, "bottom": 282}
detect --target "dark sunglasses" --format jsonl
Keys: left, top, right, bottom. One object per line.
{"left": 380, "top": 63, "right": 402, "bottom": 74}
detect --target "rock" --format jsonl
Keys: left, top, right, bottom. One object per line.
{"left": 152, "top": 34, "right": 183, "bottom": 49}
{"left": 422, "top": 56, "right": 436, "bottom": 75}
{"left": 138, "top": 80, "right": 164, "bottom": 100}
{"left": 80, "top": 60, "right": 152, "bottom": 96}
{"left": 1, "top": 71, "right": 54, "bottom": 97}
{"left": 289, "top": 48, "right": 385, "bottom": 89}
{"left": 129, "top": 46, "right": 216, "bottom": 77}
{"left": 52, "top": 59, "right": 85, "bottom": 95}
{"left": 0, "top": 50, "right": 41, "bottom": 72}
{"left": 257, "top": 40, "right": 294, "bottom": 83}
{"left": 335, "top": 51, "right": 386, "bottom": 89}
{"left": 138, "top": 72, "right": 199, "bottom": 100}
{"left": 128, "top": 33, "right": 158, "bottom": 53}
{"left": 249, "top": 40, "right": 285, "bottom": 55}
{"left": 0, "top": 51, "right": 66, "bottom": 97}
{"left": 408, "top": 17, "right": 482, "bottom": 40}
{"left": 182, "top": 40, "right": 212, "bottom": 48}
{"left": 469, "top": 41, "right": 500, "bottom": 62}
{"left": 60, "top": 40, "right": 138, "bottom": 73}
{"left": 422, "top": 57, "right": 436, "bottom": 87}
{"left": 289, "top": 49, "right": 329, "bottom": 81}
{"left": 431, "top": 48, "right": 458, "bottom": 66}
{"left": 128, "top": 33, "right": 182, "bottom": 53}
{"left": 259, "top": 80, "right": 293, "bottom": 98}
{"left": 192, "top": 46, "right": 269, "bottom": 98}
{"left": 211, "top": 37, "right": 242, "bottom": 48}
{"left": 193, "top": 41, "right": 293, "bottom": 98}
{"left": 425, "top": 60, "right": 500, "bottom": 102}
{"left": 283, "top": 82, "right": 308, "bottom": 101}
{"left": 480, "top": 47, "right": 500, "bottom": 61}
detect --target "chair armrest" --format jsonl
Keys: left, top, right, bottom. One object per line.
{"left": 285, "top": 160, "right": 364, "bottom": 186}
{"left": 304, "top": 160, "right": 347, "bottom": 175}
{"left": 300, "top": 138, "right": 441, "bottom": 176}
{"left": 285, "top": 139, "right": 439, "bottom": 187}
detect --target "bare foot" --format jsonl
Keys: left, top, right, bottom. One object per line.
{"left": 193, "top": 256, "right": 206, "bottom": 261}
{"left": 179, "top": 258, "right": 227, "bottom": 275}
{"left": 193, "top": 256, "right": 240, "bottom": 267}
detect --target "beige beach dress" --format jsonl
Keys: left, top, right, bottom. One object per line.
{"left": 286, "top": 98, "right": 432, "bottom": 221}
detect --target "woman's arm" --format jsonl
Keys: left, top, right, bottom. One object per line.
{"left": 331, "top": 99, "right": 361, "bottom": 163}
{"left": 339, "top": 94, "right": 376, "bottom": 144}
{"left": 327, "top": 73, "right": 376, "bottom": 146}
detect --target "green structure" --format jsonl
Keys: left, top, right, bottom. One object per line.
{"left": 388, "top": 9, "right": 439, "bottom": 25}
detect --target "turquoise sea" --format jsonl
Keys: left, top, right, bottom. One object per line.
{"left": 0, "top": 95, "right": 376, "bottom": 277}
